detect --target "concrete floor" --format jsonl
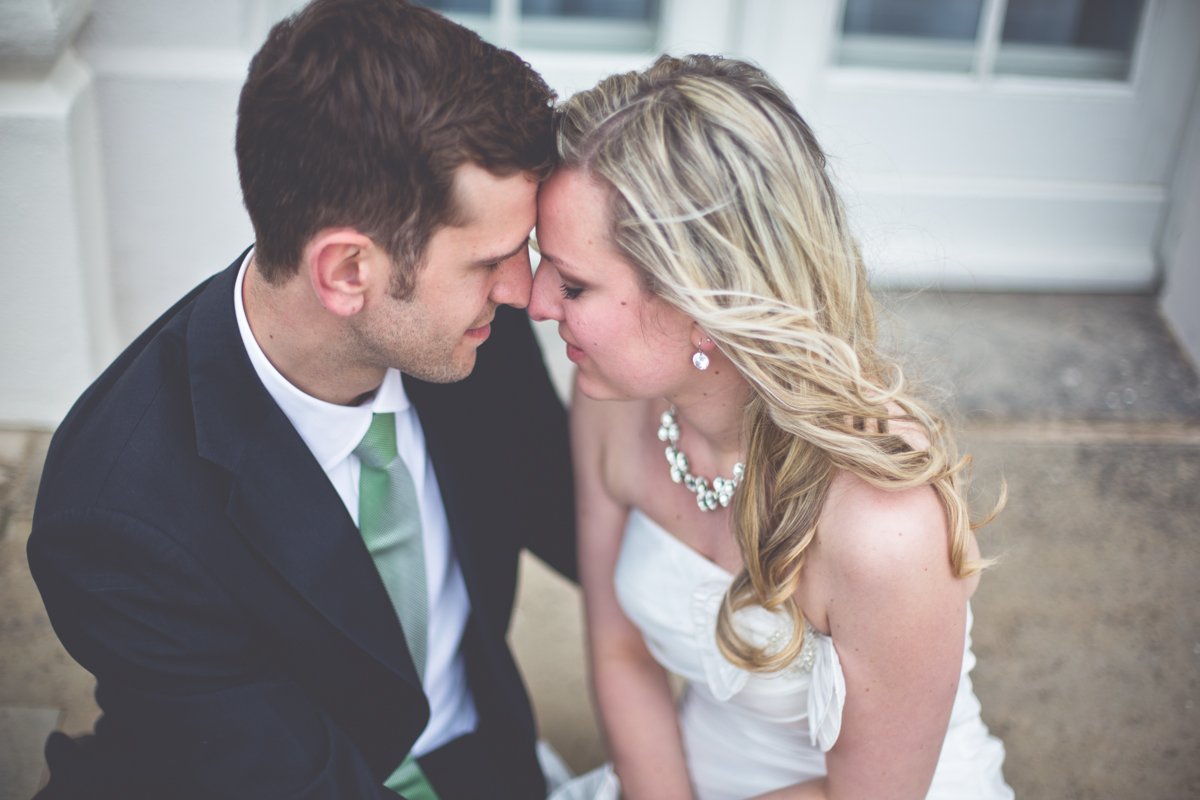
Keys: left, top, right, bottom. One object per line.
{"left": 2, "top": 291, "right": 1199, "bottom": 798}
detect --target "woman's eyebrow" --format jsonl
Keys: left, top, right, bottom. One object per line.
{"left": 538, "top": 251, "right": 581, "bottom": 278}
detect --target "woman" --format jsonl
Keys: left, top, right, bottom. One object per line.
{"left": 530, "top": 55, "right": 1013, "bottom": 800}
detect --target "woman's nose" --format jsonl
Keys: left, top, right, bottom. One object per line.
{"left": 528, "top": 260, "right": 562, "bottom": 322}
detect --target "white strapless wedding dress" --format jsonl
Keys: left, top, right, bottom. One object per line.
{"left": 548, "top": 509, "right": 1013, "bottom": 800}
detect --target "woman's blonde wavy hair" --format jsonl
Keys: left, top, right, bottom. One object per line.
{"left": 556, "top": 54, "right": 999, "bottom": 672}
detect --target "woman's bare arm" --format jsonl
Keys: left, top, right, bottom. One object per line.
{"left": 572, "top": 387, "right": 695, "bottom": 800}
{"left": 750, "top": 471, "right": 974, "bottom": 800}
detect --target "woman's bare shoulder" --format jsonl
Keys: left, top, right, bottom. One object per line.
{"left": 811, "top": 399, "right": 946, "bottom": 570}
{"left": 812, "top": 469, "right": 953, "bottom": 587}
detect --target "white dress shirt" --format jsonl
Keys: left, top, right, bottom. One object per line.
{"left": 234, "top": 252, "right": 477, "bottom": 757}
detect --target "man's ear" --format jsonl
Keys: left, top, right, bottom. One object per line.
{"left": 307, "top": 229, "right": 382, "bottom": 317}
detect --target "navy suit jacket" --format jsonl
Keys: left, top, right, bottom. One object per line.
{"left": 28, "top": 253, "right": 576, "bottom": 799}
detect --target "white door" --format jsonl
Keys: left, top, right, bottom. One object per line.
{"left": 695, "top": 0, "right": 1200, "bottom": 290}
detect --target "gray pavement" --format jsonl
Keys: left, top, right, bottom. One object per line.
{"left": 966, "top": 433, "right": 1200, "bottom": 799}
{"left": 2, "top": 292, "right": 1198, "bottom": 797}
{"left": 887, "top": 292, "right": 1200, "bottom": 798}
{"left": 885, "top": 291, "right": 1200, "bottom": 425}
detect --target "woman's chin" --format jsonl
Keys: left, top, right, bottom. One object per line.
{"left": 574, "top": 371, "right": 633, "bottom": 403}
{"left": 574, "top": 376, "right": 614, "bottom": 402}
{"left": 575, "top": 373, "right": 663, "bottom": 405}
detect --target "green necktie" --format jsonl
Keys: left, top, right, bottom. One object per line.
{"left": 355, "top": 413, "right": 440, "bottom": 800}
{"left": 355, "top": 412, "right": 429, "bottom": 681}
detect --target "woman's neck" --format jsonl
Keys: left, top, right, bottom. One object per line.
{"left": 663, "top": 364, "right": 753, "bottom": 474}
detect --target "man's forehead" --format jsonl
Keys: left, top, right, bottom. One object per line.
{"left": 448, "top": 162, "right": 539, "bottom": 226}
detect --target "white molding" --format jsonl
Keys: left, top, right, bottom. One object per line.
{"left": 0, "top": 39, "right": 93, "bottom": 112}
{"left": 0, "top": 0, "right": 91, "bottom": 76}
{"left": 0, "top": 47, "right": 116, "bottom": 426}
{"left": 848, "top": 173, "right": 1164, "bottom": 292}
{"left": 1126, "top": 0, "right": 1158, "bottom": 92}
{"left": 849, "top": 173, "right": 1164, "bottom": 203}
{"left": 824, "top": 64, "right": 1139, "bottom": 99}
{"left": 867, "top": 247, "right": 1157, "bottom": 293}
{"left": 973, "top": 0, "right": 1007, "bottom": 78}
{"left": 494, "top": 0, "right": 519, "bottom": 50}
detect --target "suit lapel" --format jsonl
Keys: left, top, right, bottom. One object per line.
{"left": 186, "top": 258, "right": 422, "bottom": 691}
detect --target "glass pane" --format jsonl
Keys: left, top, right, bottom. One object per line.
{"left": 412, "top": 0, "right": 491, "bottom": 12}
{"left": 838, "top": 0, "right": 983, "bottom": 73}
{"left": 997, "top": 0, "right": 1144, "bottom": 80}
{"left": 415, "top": 0, "right": 657, "bottom": 52}
{"left": 842, "top": 0, "right": 981, "bottom": 39}
{"left": 519, "top": 0, "right": 658, "bottom": 51}
{"left": 521, "top": 0, "right": 656, "bottom": 20}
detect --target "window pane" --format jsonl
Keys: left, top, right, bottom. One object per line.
{"left": 842, "top": 0, "right": 981, "bottom": 40}
{"left": 519, "top": 0, "right": 658, "bottom": 51}
{"left": 521, "top": 0, "right": 655, "bottom": 20}
{"left": 997, "top": 0, "right": 1144, "bottom": 80}
{"left": 415, "top": 0, "right": 657, "bottom": 52}
{"left": 413, "top": 0, "right": 491, "bottom": 13}
{"left": 837, "top": 0, "right": 983, "bottom": 73}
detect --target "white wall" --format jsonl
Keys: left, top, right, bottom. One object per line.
{"left": 3, "top": 0, "right": 1200, "bottom": 426}
{"left": 75, "top": 0, "right": 260, "bottom": 342}
{"left": 0, "top": 0, "right": 117, "bottom": 426}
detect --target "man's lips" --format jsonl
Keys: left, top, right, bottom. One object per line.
{"left": 465, "top": 322, "right": 491, "bottom": 340}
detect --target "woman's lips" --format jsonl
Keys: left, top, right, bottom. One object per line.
{"left": 566, "top": 343, "right": 584, "bottom": 363}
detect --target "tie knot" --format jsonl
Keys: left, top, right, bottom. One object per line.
{"left": 354, "top": 412, "right": 399, "bottom": 469}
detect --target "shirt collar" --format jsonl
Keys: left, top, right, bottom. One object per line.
{"left": 234, "top": 249, "right": 411, "bottom": 471}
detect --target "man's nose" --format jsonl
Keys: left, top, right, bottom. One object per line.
{"left": 527, "top": 259, "right": 562, "bottom": 322}
{"left": 490, "top": 250, "right": 534, "bottom": 309}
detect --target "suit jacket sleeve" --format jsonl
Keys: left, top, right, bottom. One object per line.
{"left": 30, "top": 507, "right": 406, "bottom": 800}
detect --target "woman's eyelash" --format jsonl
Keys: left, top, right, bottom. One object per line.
{"left": 560, "top": 284, "right": 583, "bottom": 300}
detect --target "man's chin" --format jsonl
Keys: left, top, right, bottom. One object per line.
{"left": 400, "top": 350, "right": 477, "bottom": 384}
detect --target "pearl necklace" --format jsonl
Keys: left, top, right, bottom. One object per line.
{"left": 657, "top": 406, "right": 745, "bottom": 512}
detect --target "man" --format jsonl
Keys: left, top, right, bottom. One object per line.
{"left": 27, "top": 2, "right": 574, "bottom": 797}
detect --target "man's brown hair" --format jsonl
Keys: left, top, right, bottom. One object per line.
{"left": 236, "top": 0, "right": 556, "bottom": 296}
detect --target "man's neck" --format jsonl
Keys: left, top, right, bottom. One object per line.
{"left": 242, "top": 256, "right": 384, "bottom": 406}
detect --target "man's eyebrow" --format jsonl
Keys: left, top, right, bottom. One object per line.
{"left": 478, "top": 240, "right": 531, "bottom": 265}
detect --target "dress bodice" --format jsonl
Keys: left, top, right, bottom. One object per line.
{"left": 610, "top": 508, "right": 1013, "bottom": 800}
{"left": 614, "top": 508, "right": 845, "bottom": 751}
